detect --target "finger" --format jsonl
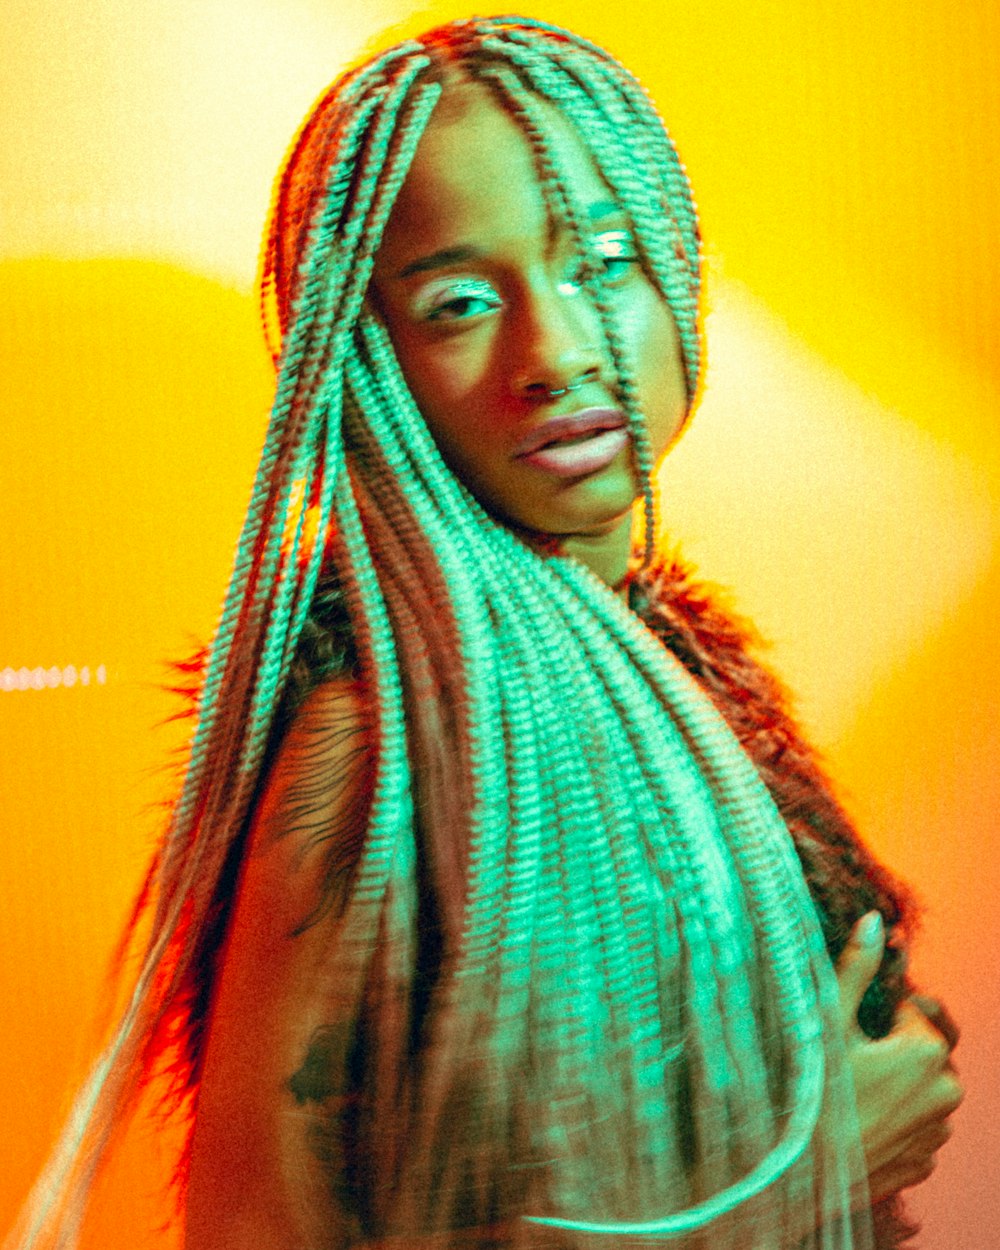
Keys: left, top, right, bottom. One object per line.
{"left": 868, "top": 1118, "right": 956, "bottom": 1201}
{"left": 836, "top": 912, "right": 885, "bottom": 1032}
{"left": 910, "top": 993, "right": 961, "bottom": 1051}
{"left": 894, "top": 1115, "right": 956, "bottom": 1158}
{"left": 868, "top": 1150, "right": 939, "bottom": 1202}
{"left": 886, "top": 1001, "right": 953, "bottom": 1079}
{"left": 882, "top": 1008, "right": 966, "bottom": 1117}
{"left": 890, "top": 999, "right": 955, "bottom": 1068}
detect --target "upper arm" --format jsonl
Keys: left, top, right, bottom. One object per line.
{"left": 184, "top": 674, "right": 373, "bottom": 1249}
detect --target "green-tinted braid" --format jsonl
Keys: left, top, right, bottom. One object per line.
{"left": 477, "top": 16, "right": 702, "bottom": 396}
{"left": 339, "top": 306, "right": 849, "bottom": 1237}
{"left": 8, "top": 17, "right": 873, "bottom": 1250}
{"left": 473, "top": 61, "right": 660, "bottom": 564}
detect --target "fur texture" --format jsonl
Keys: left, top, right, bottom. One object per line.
{"left": 171, "top": 549, "right": 923, "bottom": 1246}
{"left": 629, "top": 553, "right": 918, "bottom": 1247}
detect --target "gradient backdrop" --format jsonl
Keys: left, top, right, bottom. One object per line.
{"left": 2, "top": 1, "right": 998, "bottom": 1245}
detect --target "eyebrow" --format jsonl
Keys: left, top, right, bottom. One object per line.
{"left": 397, "top": 246, "right": 480, "bottom": 279}
{"left": 395, "top": 200, "right": 626, "bottom": 280}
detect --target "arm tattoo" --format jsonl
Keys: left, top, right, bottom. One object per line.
{"left": 288, "top": 1026, "right": 341, "bottom": 1106}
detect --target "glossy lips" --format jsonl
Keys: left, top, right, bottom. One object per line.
{"left": 514, "top": 407, "right": 626, "bottom": 456}
{"left": 520, "top": 428, "right": 630, "bottom": 476}
{"left": 515, "top": 407, "right": 629, "bottom": 478}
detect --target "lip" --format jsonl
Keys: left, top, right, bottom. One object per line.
{"left": 514, "top": 407, "right": 628, "bottom": 458}
{"left": 520, "top": 427, "right": 630, "bottom": 478}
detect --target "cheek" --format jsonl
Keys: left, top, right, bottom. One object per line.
{"left": 622, "top": 296, "right": 688, "bottom": 446}
{"left": 389, "top": 325, "right": 493, "bottom": 440}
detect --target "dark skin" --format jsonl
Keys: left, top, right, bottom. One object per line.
{"left": 184, "top": 677, "right": 371, "bottom": 1248}
{"left": 183, "top": 83, "right": 963, "bottom": 1246}
{"left": 370, "top": 79, "right": 964, "bottom": 1200}
{"left": 837, "top": 918, "right": 963, "bottom": 1203}
{"left": 182, "top": 683, "right": 963, "bottom": 1246}
{"left": 367, "top": 82, "right": 688, "bottom": 592}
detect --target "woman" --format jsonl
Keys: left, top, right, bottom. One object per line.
{"left": 11, "top": 16, "right": 961, "bottom": 1250}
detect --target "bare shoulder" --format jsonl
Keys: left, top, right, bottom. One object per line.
{"left": 184, "top": 672, "right": 373, "bottom": 1248}
{"left": 245, "top": 672, "right": 374, "bottom": 932}
{"left": 200, "top": 669, "right": 375, "bottom": 1023}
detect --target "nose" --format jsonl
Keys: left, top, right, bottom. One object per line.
{"left": 510, "top": 280, "right": 607, "bottom": 403}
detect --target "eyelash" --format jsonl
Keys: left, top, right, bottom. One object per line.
{"left": 424, "top": 279, "right": 501, "bottom": 323}
{"left": 421, "top": 232, "right": 640, "bottom": 324}
{"left": 580, "top": 231, "right": 639, "bottom": 284}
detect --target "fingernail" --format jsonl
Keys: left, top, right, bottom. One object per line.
{"left": 856, "top": 911, "right": 884, "bottom": 947}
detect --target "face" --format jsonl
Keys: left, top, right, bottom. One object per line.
{"left": 368, "top": 81, "right": 688, "bottom": 556}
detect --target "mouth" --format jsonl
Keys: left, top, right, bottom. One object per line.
{"left": 517, "top": 426, "right": 630, "bottom": 478}
{"left": 514, "top": 407, "right": 628, "bottom": 457}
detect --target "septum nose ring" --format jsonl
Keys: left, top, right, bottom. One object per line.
{"left": 544, "top": 377, "right": 585, "bottom": 400}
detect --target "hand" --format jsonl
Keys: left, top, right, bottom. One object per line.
{"left": 836, "top": 913, "right": 965, "bottom": 1204}
{"left": 909, "top": 992, "right": 961, "bottom": 1053}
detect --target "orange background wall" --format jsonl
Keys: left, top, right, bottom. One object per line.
{"left": 2, "top": 1, "right": 997, "bottom": 1245}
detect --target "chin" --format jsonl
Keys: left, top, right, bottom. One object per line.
{"left": 477, "top": 466, "right": 639, "bottom": 543}
{"left": 550, "top": 479, "right": 639, "bottom": 535}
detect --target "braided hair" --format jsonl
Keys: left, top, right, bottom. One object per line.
{"left": 10, "top": 17, "right": 907, "bottom": 1248}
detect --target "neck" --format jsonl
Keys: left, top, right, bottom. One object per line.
{"left": 508, "top": 508, "right": 638, "bottom": 600}
{"left": 560, "top": 511, "right": 636, "bottom": 599}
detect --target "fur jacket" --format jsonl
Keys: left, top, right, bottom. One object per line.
{"left": 200, "top": 550, "right": 923, "bottom": 1247}
{"left": 629, "top": 554, "right": 918, "bottom": 1248}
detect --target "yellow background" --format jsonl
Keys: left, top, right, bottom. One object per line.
{"left": 2, "top": 1, "right": 998, "bottom": 1245}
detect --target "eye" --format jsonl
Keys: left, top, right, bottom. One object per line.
{"left": 558, "top": 230, "right": 640, "bottom": 296}
{"left": 419, "top": 277, "right": 502, "bottom": 323}
{"left": 593, "top": 230, "right": 639, "bottom": 283}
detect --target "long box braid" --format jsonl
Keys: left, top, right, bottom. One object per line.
{"left": 8, "top": 17, "right": 915, "bottom": 1249}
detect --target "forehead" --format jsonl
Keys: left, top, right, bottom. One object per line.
{"left": 374, "top": 83, "right": 612, "bottom": 269}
